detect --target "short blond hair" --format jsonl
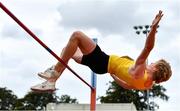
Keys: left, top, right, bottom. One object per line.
{"left": 153, "top": 59, "right": 172, "bottom": 83}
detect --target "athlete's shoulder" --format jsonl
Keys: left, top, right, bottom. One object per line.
{"left": 120, "top": 56, "right": 134, "bottom": 61}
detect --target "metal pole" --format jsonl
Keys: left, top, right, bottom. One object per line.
{"left": 145, "top": 29, "right": 150, "bottom": 111}
{"left": 90, "top": 38, "right": 97, "bottom": 111}
{"left": 133, "top": 25, "right": 152, "bottom": 111}
{"left": 0, "top": 2, "right": 94, "bottom": 90}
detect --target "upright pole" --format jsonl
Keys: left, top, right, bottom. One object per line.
{"left": 133, "top": 25, "right": 158, "bottom": 111}
{"left": 145, "top": 31, "right": 150, "bottom": 111}
{"left": 90, "top": 38, "right": 97, "bottom": 111}
{"left": 133, "top": 25, "right": 151, "bottom": 111}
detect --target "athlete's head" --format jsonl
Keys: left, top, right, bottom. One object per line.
{"left": 152, "top": 59, "right": 172, "bottom": 84}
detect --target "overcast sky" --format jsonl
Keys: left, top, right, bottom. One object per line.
{"left": 0, "top": 0, "right": 180, "bottom": 111}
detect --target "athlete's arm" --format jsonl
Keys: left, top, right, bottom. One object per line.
{"left": 129, "top": 10, "right": 163, "bottom": 78}
{"left": 111, "top": 74, "right": 134, "bottom": 89}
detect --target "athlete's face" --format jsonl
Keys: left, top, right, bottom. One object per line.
{"left": 147, "top": 63, "right": 157, "bottom": 73}
{"left": 147, "top": 61, "right": 166, "bottom": 83}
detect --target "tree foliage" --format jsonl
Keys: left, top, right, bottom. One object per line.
{"left": 98, "top": 81, "right": 169, "bottom": 110}
{"left": 15, "top": 91, "right": 58, "bottom": 110}
{"left": 15, "top": 92, "right": 78, "bottom": 110}
{"left": 58, "top": 94, "right": 78, "bottom": 104}
{"left": 0, "top": 87, "right": 18, "bottom": 110}
{"left": 0, "top": 87, "right": 78, "bottom": 110}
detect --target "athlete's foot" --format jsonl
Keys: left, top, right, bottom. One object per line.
{"left": 38, "top": 65, "right": 59, "bottom": 80}
{"left": 31, "top": 81, "right": 56, "bottom": 92}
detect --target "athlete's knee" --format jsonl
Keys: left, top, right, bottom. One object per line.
{"left": 72, "top": 31, "right": 83, "bottom": 37}
{"left": 70, "top": 31, "right": 84, "bottom": 41}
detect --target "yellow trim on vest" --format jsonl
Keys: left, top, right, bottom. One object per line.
{"left": 108, "top": 55, "right": 148, "bottom": 90}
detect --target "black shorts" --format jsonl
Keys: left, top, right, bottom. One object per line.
{"left": 81, "top": 45, "right": 109, "bottom": 74}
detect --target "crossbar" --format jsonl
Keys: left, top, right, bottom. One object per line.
{"left": 0, "top": 2, "right": 94, "bottom": 90}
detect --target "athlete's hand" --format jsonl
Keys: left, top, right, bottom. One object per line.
{"left": 151, "top": 10, "right": 163, "bottom": 27}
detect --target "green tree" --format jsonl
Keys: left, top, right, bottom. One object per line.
{"left": 15, "top": 91, "right": 58, "bottom": 110}
{"left": 98, "top": 81, "right": 169, "bottom": 110}
{"left": 58, "top": 94, "right": 78, "bottom": 104}
{"left": 15, "top": 92, "right": 78, "bottom": 110}
{"left": 0, "top": 87, "right": 78, "bottom": 110}
{"left": 0, "top": 87, "right": 18, "bottom": 110}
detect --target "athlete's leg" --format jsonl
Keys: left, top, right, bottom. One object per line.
{"left": 51, "top": 31, "right": 96, "bottom": 82}
{"left": 31, "top": 31, "right": 96, "bottom": 91}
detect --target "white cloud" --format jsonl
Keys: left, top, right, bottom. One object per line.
{"left": 58, "top": 1, "right": 139, "bottom": 34}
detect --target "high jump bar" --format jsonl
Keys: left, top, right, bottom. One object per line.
{"left": 0, "top": 2, "right": 94, "bottom": 90}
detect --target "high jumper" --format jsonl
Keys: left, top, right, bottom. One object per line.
{"left": 30, "top": 10, "right": 172, "bottom": 92}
